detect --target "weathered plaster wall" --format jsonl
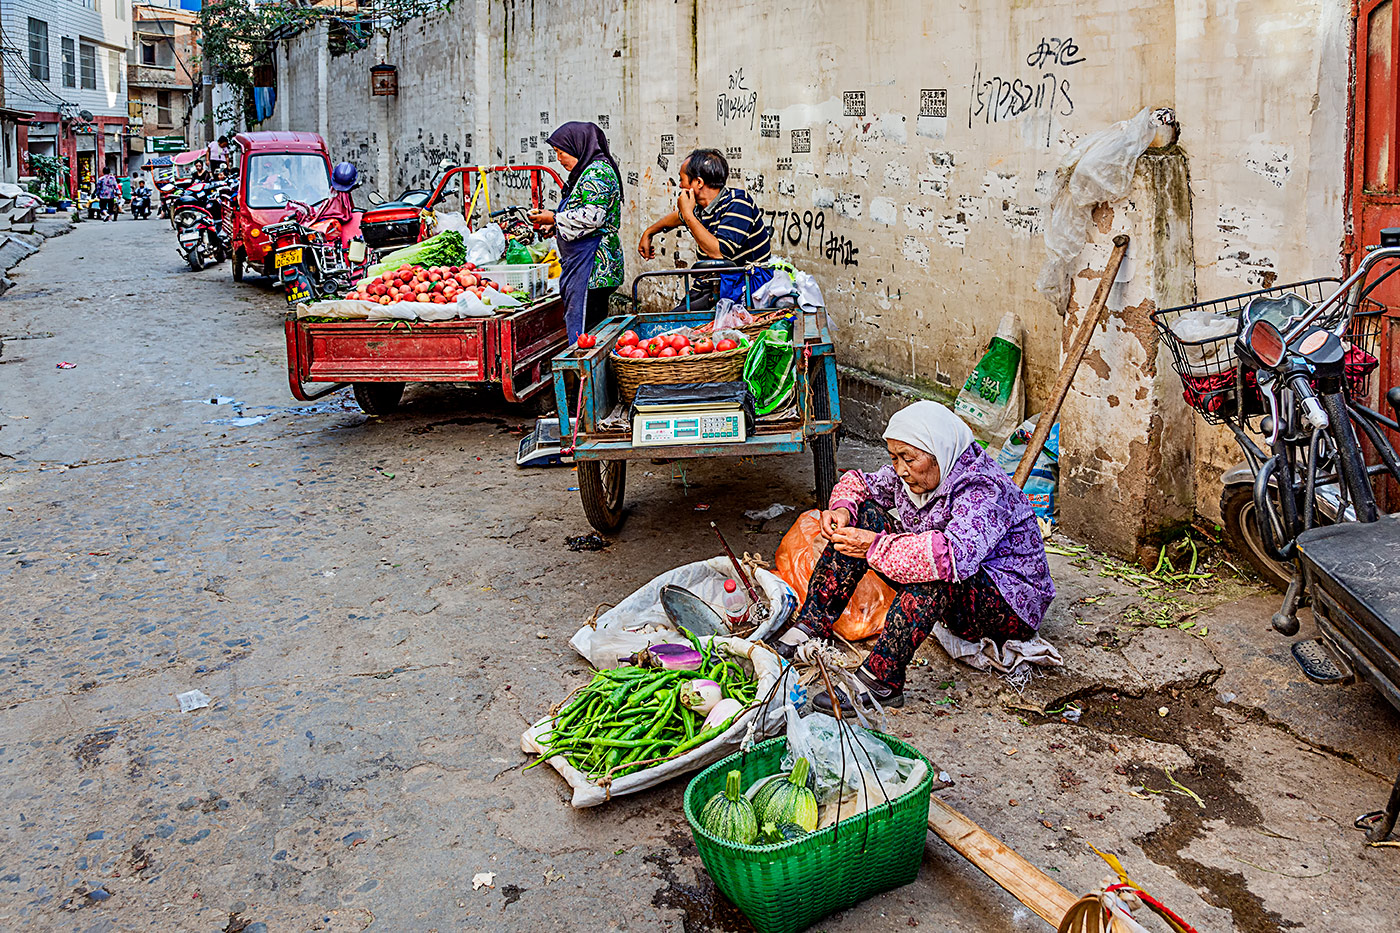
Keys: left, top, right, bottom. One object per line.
{"left": 270, "top": 0, "right": 1355, "bottom": 551}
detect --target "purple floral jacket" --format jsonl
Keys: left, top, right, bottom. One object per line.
{"left": 829, "top": 444, "right": 1055, "bottom": 628}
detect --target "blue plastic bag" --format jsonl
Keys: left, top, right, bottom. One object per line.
{"left": 996, "top": 415, "right": 1058, "bottom": 520}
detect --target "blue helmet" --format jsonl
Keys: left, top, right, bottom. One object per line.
{"left": 331, "top": 161, "right": 358, "bottom": 192}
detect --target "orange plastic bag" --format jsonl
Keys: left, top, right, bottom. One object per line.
{"left": 773, "top": 509, "right": 894, "bottom": 640}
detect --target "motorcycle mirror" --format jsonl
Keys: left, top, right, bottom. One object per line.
{"left": 367, "top": 191, "right": 384, "bottom": 205}
{"left": 1244, "top": 319, "right": 1286, "bottom": 369}
{"left": 444, "top": 186, "right": 460, "bottom": 197}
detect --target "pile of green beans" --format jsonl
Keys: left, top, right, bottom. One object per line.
{"left": 530, "top": 644, "right": 759, "bottom": 780}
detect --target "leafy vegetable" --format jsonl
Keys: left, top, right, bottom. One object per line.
{"left": 366, "top": 230, "right": 466, "bottom": 278}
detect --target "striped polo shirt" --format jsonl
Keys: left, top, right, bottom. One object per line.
{"left": 696, "top": 188, "right": 771, "bottom": 266}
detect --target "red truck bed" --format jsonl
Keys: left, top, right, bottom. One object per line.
{"left": 284, "top": 295, "right": 565, "bottom": 406}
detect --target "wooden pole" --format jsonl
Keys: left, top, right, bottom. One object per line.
{"left": 927, "top": 794, "right": 1080, "bottom": 928}
{"left": 1014, "top": 234, "right": 1131, "bottom": 489}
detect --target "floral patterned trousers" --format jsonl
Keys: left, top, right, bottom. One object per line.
{"left": 793, "top": 501, "right": 1034, "bottom": 690}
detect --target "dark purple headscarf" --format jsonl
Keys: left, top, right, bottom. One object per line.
{"left": 546, "top": 121, "right": 622, "bottom": 201}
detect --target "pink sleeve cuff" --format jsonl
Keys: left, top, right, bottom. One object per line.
{"left": 827, "top": 470, "right": 869, "bottom": 511}
{"left": 829, "top": 498, "right": 859, "bottom": 517}
{"left": 867, "top": 530, "right": 957, "bottom": 584}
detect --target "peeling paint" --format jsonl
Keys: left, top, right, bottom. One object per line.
{"left": 1244, "top": 146, "right": 1291, "bottom": 188}
{"left": 981, "top": 170, "right": 1018, "bottom": 198}
{"left": 883, "top": 161, "right": 910, "bottom": 187}
{"left": 937, "top": 214, "right": 968, "bottom": 249}
{"left": 870, "top": 197, "right": 897, "bottom": 225}
{"left": 878, "top": 112, "right": 909, "bottom": 145}
{"left": 903, "top": 205, "right": 939, "bottom": 232}
{"left": 812, "top": 187, "right": 835, "bottom": 208}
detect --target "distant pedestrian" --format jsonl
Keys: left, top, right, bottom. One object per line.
{"left": 94, "top": 171, "right": 120, "bottom": 222}
{"left": 207, "top": 135, "right": 229, "bottom": 173}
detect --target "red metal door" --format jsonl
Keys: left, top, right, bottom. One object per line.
{"left": 1354, "top": 0, "right": 1400, "bottom": 397}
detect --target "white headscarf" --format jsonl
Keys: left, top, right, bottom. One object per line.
{"left": 882, "top": 401, "right": 976, "bottom": 508}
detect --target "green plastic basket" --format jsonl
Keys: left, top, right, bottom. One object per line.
{"left": 682, "top": 732, "right": 933, "bottom": 933}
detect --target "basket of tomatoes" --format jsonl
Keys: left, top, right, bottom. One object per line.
{"left": 610, "top": 328, "right": 749, "bottom": 404}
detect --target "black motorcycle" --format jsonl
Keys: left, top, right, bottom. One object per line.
{"left": 130, "top": 189, "right": 151, "bottom": 219}
{"left": 1155, "top": 229, "right": 1400, "bottom": 843}
{"left": 172, "top": 183, "right": 226, "bottom": 271}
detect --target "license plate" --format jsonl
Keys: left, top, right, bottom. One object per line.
{"left": 178, "top": 233, "right": 199, "bottom": 244}
{"left": 285, "top": 286, "right": 310, "bottom": 306}
{"left": 275, "top": 248, "right": 304, "bottom": 269}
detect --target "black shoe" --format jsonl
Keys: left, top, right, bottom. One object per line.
{"left": 763, "top": 622, "right": 818, "bottom": 661}
{"left": 812, "top": 668, "right": 904, "bottom": 714}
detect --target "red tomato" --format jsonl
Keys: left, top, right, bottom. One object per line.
{"left": 618, "top": 330, "right": 640, "bottom": 347}
{"left": 667, "top": 334, "right": 689, "bottom": 349}
{"left": 694, "top": 339, "right": 715, "bottom": 354}
{"left": 678, "top": 346, "right": 695, "bottom": 356}
{"left": 633, "top": 348, "right": 649, "bottom": 359}
{"left": 577, "top": 333, "right": 597, "bottom": 349}
{"left": 659, "top": 346, "right": 677, "bottom": 357}
{"left": 716, "top": 338, "right": 737, "bottom": 352}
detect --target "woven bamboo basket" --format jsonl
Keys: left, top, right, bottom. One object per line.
{"left": 612, "top": 343, "right": 750, "bottom": 404}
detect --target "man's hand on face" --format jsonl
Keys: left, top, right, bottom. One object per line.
{"left": 677, "top": 188, "right": 697, "bottom": 218}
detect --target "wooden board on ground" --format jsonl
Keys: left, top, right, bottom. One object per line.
{"left": 927, "top": 793, "right": 1080, "bottom": 928}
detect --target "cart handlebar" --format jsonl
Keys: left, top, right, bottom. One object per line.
{"left": 629, "top": 262, "right": 776, "bottom": 309}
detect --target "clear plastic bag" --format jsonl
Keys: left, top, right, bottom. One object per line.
{"left": 1036, "top": 107, "right": 1172, "bottom": 308}
{"left": 711, "top": 298, "right": 755, "bottom": 331}
{"left": 1170, "top": 310, "right": 1238, "bottom": 373}
{"left": 781, "top": 707, "right": 900, "bottom": 804}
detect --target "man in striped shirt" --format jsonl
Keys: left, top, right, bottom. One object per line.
{"left": 639, "top": 149, "right": 772, "bottom": 310}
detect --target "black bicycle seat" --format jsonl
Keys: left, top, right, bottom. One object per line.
{"left": 1296, "top": 519, "right": 1400, "bottom": 658}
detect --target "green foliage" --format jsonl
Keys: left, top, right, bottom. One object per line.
{"left": 28, "top": 154, "right": 69, "bottom": 199}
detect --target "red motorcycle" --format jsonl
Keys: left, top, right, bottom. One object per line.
{"left": 265, "top": 197, "right": 372, "bottom": 307}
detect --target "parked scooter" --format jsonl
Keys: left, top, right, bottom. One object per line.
{"left": 172, "top": 182, "right": 227, "bottom": 271}
{"left": 1154, "top": 230, "right": 1400, "bottom": 843}
{"left": 265, "top": 162, "right": 373, "bottom": 305}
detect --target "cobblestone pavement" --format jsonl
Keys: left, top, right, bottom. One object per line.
{"left": 1, "top": 218, "right": 1397, "bottom": 932}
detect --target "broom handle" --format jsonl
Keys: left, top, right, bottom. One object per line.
{"left": 1013, "top": 234, "right": 1130, "bottom": 489}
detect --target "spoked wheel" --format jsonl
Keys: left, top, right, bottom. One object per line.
{"left": 808, "top": 356, "right": 839, "bottom": 505}
{"left": 578, "top": 459, "right": 627, "bottom": 532}
{"left": 1220, "top": 484, "right": 1293, "bottom": 591}
{"left": 352, "top": 382, "right": 405, "bottom": 414}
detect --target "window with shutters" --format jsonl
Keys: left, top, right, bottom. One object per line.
{"left": 157, "top": 91, "right": 172, "bottom": 128}
{"left": 80, "top": 43, "right": 97, "bottom": 90}
{"left": 62, "top": 38, "right": 76, "bottom": 88}
{"left": 27, "top": 19, "right": 50, "bottom": 82}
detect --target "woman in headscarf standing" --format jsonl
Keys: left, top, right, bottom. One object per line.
{"left": 768, "top": 401, "right": 1055, "bottom": 712}
{"left": 528, "top": 122, "right": 624, "bottom": 343}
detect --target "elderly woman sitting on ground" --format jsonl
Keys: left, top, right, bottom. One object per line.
{"left": 767, "top": 401, "right": 1055, "bottom": 713}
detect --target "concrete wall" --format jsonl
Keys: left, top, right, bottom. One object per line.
{"left": 269, "top": 0, "right": 1355, "bottom": 551}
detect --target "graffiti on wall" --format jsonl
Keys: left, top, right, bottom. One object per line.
{"left": 969, "top": 36, "right": 1082, "bottom": 145}
{"left": 717, "top": 68, "right": 759, "bottom": 130}
{"left": 764, "top": 208, "right": 860, "bottom": 267}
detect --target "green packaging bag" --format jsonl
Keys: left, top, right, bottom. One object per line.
{"left": 743, "top": 328, "right": 796, "bottom": 416}
{"left": 953, "top": 311, "right": 1024, "bottom": 447}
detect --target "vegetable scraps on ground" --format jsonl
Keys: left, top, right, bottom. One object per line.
{"left": 527, "top": 640, "right": 760, "bottom": 782}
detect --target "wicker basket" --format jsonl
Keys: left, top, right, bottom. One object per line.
{"left": 683, "top": 734, "right": 934, "bottom": 933}
{"left": 612, "top": 344, "right": 749, "bottom": 404}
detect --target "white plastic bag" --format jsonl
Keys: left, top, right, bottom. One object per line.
{"left": 432, "top": 210, "right": 473, "bottom": 237}
{"left": 570, "top": 556, "right": 797, "bottom": 668}
{"left": 1170, "top": 310, "right": 1238, "bottom": 373}
{"left": 486, "top": 288, "right": 523, "bottom": 310}
{"left": 753, "top": 274, "right": 798, "bottom": 309}
{"left": 1036, "top": 107, "right": 1175, "bottom": 308}
{"left": 522, "top": 635, "right": 794, "bottom": 807}
{"left": 464, "top": 222, "right": 507, "bottom": 266}
{"left": 953, "top": 311, "right": 1025, "bottom": 448}
{"left": 711, "top": 298, "right": 755, "bottom": 331}
{"left": 793, "top": 270, "right": 825, "bottom": 310}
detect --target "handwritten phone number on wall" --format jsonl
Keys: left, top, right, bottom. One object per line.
{"left": 763, "top": 209, "right": 860, "bottom": 267}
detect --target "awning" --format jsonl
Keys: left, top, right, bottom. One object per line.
{"left": 0, "top": 106, "right": 36, "bottom": 121}
{"left": 172, "top": 148, "right": 205, "bottom": 166}
{"left": 145, "top": 156, "right": 173, "bottom": 166}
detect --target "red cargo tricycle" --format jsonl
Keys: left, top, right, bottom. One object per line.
{"left": 283, "top": 164, "right": 567, "bottom": 413}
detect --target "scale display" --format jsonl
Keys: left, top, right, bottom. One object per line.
{"left": 632, "top": 408, "right": 747, "bottom": 446}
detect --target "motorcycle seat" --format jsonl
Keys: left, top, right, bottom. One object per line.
{"left": 1296, "top": 518, "right": 1400, "bottom": 657}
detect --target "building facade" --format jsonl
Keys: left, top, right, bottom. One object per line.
{"left": 2, "top": 0, "right": 132, "bottom": 194}
{"left": 129, "top": 3, "right": 201, "bottom": 169}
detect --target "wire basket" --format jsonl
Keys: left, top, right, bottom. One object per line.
{"left": 683, "top": 734, "right": 934, "bottom": 933}
{"left": 1150, "top": 278, "right": 1384, "bottom": 424}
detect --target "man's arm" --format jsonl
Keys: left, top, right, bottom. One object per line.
{"left": 638, "top": 210, "right": 683, "bottom": 259}
{"left": 680, "top": 209, "right": 724, "bottom": 259}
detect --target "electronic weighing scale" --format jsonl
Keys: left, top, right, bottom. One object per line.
{"left": 631, "top": 382, "right": 754, "bottom": 447}
{"left": 516, "top": 418, "right": 573, "bottom": 467}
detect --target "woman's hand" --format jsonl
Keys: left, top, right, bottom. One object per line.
{"left": 638, "top": 230, "right": 656, "bottom": 259}
{"left": 527, "top": 209, "right": 554, "bottom": 226}
{"left": 818, "top": 508, "right": 851, "bottom": 540}
{"left": 829, "top": 527, "right": 877, "bottom": 559}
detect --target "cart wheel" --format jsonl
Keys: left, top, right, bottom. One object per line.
{"left": 353, "top": 382, "right": 405, "bottom": 414}
{"left": 578, "top": 459, "right": 626, "bottom": 532}
{"left": 813, "top": 434, "right": 838, "bottom": 507}
{"left": 232, "top": 251, "right": 244, "bottom": 282}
